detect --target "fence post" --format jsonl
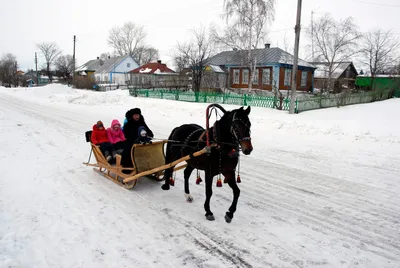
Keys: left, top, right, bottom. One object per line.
{"left": 146, "top": 90, "right": 149, "bottom": 97}
{"left": 195, "top": 92, "right": 199, "bottom": 102}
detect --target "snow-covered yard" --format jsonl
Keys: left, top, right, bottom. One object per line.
{"left": 1, "top": 85, "right": 399, "bottom": 268}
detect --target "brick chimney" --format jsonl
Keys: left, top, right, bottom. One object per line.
{"left": 157, "top": 60, "right": 162, "bottom": 64}
{"left": 265, "top": 43, "right": 270, "bottom": 49}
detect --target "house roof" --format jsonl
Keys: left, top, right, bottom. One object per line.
{"left": 95, "top": 55, "right": 130, "bottom": 74}
{"left": 206, "top": 65, "right": 228, "bottom": 73}
{"left": 311, "top": 62, "right": 357, "bottom": 79}
{"left": 207, "top": 47, "right": 315, "bottom": 68}
{"left": 75, "top": 59, "right": 102, "bottom": 72}
{"left": 130, "top": 61, "right": 175, "bottom": 74}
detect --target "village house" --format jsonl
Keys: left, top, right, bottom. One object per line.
{"left": 311, "top": 61, "right": 358, "bottom": 92}
{"left": 129, "top": 60, "right": 178, "bottom": 88}
{"left": 94, "top": 55, "right": 139, "bottom": 84}
{"left": 206, "top": 44, "right": 316, "bottom": 92}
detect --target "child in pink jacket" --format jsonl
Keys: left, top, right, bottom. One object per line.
{"left": 107, "top": 119, "right": 126, "bottom": 153}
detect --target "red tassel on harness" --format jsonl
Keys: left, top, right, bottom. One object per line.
{"left": 236, "top": 175, "right": 241, "bottom": 183}
{"left": 169, "top": 177, "right": 175, "bottom": 186}
{"left": 216, "top": 178, "right": 222, "bottom": 187}
{"left": 196, "top": 176, "right": 202, "bottom": 184}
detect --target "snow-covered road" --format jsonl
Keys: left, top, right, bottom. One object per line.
{"left": 1, "top": 86, "right": 399, "bottom": 268}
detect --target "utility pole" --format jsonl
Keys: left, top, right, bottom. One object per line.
{"left": 289, "top": 0, "right": 302, "bottom": 114}
{"left": 311, "top": 11, "right": 314, "bottom": 61}
{"left": 35, "top": 52, "right": 38, "bottom": 86}
{"left": 72, "top": 35, "right": 76, "bottom": 87}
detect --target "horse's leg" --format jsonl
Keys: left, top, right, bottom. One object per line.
{"left": 224, "top": 171, "right": 240, "bottom": 223}
{"left": 183, "top": 165, "right": 195, "bottom": 202}
{"left": 161, "top": 167, "right": 173, "bottom": 190}
{"left": 204, "top": 172, "right": 215, "bottom": 221}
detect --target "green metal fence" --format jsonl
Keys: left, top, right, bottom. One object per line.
{"left": 128, "top": 88, "right": 296, "bottom": 111}
{"left": 394, "top": 89, "right": 400, "bottom": 98}
{"left": 128, "top": 88, "right": 400, "bottom": 113}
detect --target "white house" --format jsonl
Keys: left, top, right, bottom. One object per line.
{"left": 94, "top": 55, "right": 139, "bottom": 84}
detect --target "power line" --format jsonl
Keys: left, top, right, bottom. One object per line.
{"left": 352, "top": 0, "right": 400, "bottom": 8}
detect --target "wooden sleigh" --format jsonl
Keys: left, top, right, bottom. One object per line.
{"left": 83, "top": 132, "right": 209, "bottom": 189}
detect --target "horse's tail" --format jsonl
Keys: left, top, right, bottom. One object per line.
{"left": 161, "top": 126, "right": 180, "bottom": 190}
{"left": 165, "top": 126, "right": 180, "bottom": 164}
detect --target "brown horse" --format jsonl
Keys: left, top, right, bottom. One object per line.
{"left": 161, "top": 105, "right": 253, "bottom": 223}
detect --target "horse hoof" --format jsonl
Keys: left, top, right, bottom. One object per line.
{"left": 205, "top": 214, "right": 215, "bottom": 221}
{"left": 185, "top": 194, "right": 193, "bottom": 203}
{"left": 161, "top": 184, "right": 170, "bottom": 191}
{"left": 225, "top": 213, "right": 232, "bottom": 223}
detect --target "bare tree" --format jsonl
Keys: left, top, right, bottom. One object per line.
{"left": 173, "top": 54, "right": 190, "bottom": 74}
{"left": 361, "top": 29, "right": 399, "bottom": 82}
{"left": 176, "top": 27, "right": 214, "bottom": 92}
{"left": 37, "top": 42, "right": 61, "bottom": 82}
{"left": 212, "top": 0, "right": 275, "bottom": 91}
{"left": 310, "top": 14, "right": 361, "bottom": 92}
{"left": 0, "top": 53, "right": 19, "bottom": 87}
{"left": 99, "top": 52, "right": 111, "bottom": 65}
{"left": 140, "top": 47, "right": 159, "bottom": 64}
{"left": 107, "top": 22, "right": 158, "bottom": 65}
{"left": 277, "top": 33, "right": 293, "bottom": 99}
{"left": 55, "top": 55, "right": 74, "bottom": 79}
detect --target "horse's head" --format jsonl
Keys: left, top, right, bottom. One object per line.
{"left": 230, "top": 106, "right": 253, "bottom": 155}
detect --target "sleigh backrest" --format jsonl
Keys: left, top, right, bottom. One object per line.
{"left": 85, "top": 130, "right": 92, "bottom": 143}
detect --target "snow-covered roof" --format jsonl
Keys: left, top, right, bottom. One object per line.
{"left": 95, "top": 55, "right": 132, "bottom": 74}
{"left": 75, "top": 59, "right": 102, "bottom": 72}
{"left": 139, "top": 68, "right": 153, "bottom": 73}
{"left": 208, "top": 65, "right": 227, "bottom": 73}
{"left": 130, "top": 61, "right": 175, "bottom": 75}
{"left": 312, "top": 62, "right": 356, "bottom": 79}
{"left": 357, "top": 74, "right": 400, "bottom": 78}
{"left": 207, "top": 47, "right": 315, "bottom": 68}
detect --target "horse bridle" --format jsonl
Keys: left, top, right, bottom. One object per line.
{"left": 212, "top": 112, "right": 251, "bottom": 146}
{"left": 230, "top": 112, "right": 251, "bottom": 143}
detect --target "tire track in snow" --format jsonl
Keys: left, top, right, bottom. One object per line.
{"left": 229, "top": 170, "right": 400, "bottom": 262}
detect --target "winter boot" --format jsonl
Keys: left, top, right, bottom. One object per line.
{"left": 112, "top": 151, "right": 117, "bottom": 159}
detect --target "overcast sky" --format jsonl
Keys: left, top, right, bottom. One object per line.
{"left": 1, "top": 0, "right": 399, "bottom": 72}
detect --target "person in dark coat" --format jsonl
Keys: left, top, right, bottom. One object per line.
{"left": 120, "top": 108, "right": 154, "bottom": 173}
{"left": 122, "top": 108, "right": 154, "bottom": 141}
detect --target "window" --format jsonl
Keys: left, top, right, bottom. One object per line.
{"left": 127, "top": 63, "right": 131, "bottom": 68}
{"left": 284, "top": 69, "right": 291, "bottom": 86}
{"left": 233, "top": 69, "right": 240, "bottom": 84}
{"left": 262, "top": 69, "right": 271, "bottom": 85}
{"left": 243, "top": 69, "right": 249, "bottom": 84}
{"left": 252, "top": 69, "right": 258, "bottom": 84}
{"left": 301, "top": 71, "right": 307, "bottom": 87}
